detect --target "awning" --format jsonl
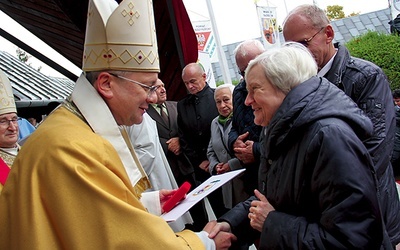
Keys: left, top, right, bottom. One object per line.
{"left": 0, "top": 51, "right": 74, "bottom": 108}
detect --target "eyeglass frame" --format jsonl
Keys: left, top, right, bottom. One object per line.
{"left": 296, "top": 27, "right": 325, "bottom": 47}
{"left": 0, "top": 117, "right": 21, "bottom": 127}
{"left": 109, "top": 73, "right": 159, "bottom": 97}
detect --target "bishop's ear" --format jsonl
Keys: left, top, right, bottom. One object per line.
{"left": 94, "top": 72, "right": 114, "bottom": 99}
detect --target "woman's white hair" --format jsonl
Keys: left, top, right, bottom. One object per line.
{"left": 214, "top": 84, "right": 235, "bottom": 99}
{"left": 244, "top": 42, "right": 317, "bottom": 94}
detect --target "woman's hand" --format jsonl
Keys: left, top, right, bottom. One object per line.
{"left": 248, "top": 189, "right": 275, "bottom": 232}
{"left": 216, "top": 163, "right": 230, "bottom": 174}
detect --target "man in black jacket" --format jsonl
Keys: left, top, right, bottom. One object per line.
{"left": 283, "top": 4, "right": 400, "bottom": 247}
{"left": 178, "top": 63, "right": 226, "bottom": 230}
{"left": 178, "top": 63, "right": 218, "bottom": 182}
{"left": 229, "top": 40, "right": 264, "bottom": 196}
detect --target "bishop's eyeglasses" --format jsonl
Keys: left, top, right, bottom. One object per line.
{"left": 109, "top": 73, "right": 159, "bottom": 97}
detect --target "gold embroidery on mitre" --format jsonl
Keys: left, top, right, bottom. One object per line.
{"left": 121, "top": 2, "right": 140, "bottom": 26}
{"left": 0, "top": 70, "right": 16, "bottom": 116}
{"left": 83, "top": 0, "right": 159, "bottom": 73}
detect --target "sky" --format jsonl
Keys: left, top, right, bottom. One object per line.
{"left": 182, "top": 0, "right": 390, "bottom": 45}
{"left": 0, "top": 0, "right": 391, "bottom": 78}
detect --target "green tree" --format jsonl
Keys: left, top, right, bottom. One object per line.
{"left": 16, "top": 48, "right": 41, "bottom": 72}
{"left": 325, "top": 5, "right": 345, "bottom": 20}
{"left": 345, "top": 31, "right": 400, "bottom": 90}
{"left": 348, "top": 11, "right": 360, "bottom": 17}
{"left": 16, "top": 48, "right": 30, "bottom": 63}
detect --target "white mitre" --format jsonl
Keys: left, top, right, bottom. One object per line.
{"left": 83, "top": 0, "right": 159, "bottom": 72}
{"left": 0, "top": 70, "right": 16, "bottom": 116}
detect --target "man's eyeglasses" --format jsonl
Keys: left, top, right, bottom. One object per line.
{"left": 109, "top": 73, "right": 159, "bottom": 97}
{"left": 297, "top": 27, "right": 325, "bottom": 47}
{"left": 0, "top": 117, "right": 21, "bottom": 127}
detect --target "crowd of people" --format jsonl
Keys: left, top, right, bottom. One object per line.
{"left": 0, "top": 1, "right": 399, "bottom": 249}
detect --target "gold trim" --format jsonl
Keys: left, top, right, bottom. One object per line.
{"left": 62, "top": 98, "right": 86, "bottom": 123}
{"left": 0, "top": 149, "right": 17, "bottom": 167}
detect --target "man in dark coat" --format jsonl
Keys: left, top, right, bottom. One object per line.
{"left": 229, "top": 40, "right": 264, "bottom": 196}
{"left": 147, "top": 79, "right": 194, "bottom": 186}
{"left": 283, "top": 4, "right": 400, "bottom": 246}
{"left": 178, "top": 63, "right": 218, "bottom": 183}
{"left": 178, "top": 63, "right": 226, "bottom": 230}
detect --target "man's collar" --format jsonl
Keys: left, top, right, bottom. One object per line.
{"left": 0, "top": 145, "right": 19, "bottom": 156}
{"left": 317, "top": 49, "right": 338, "bottom": 77}
{"left": 151, "top": 103, "right": 165, "bottom": 107}
{"left": 191, "top": 83, "right": 210, "bottom": 97}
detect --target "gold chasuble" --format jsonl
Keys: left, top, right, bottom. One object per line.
{"left": 0, "top": 76, "right": 205, "bottom": 249}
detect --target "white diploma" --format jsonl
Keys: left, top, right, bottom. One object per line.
{"left": 161, "top": 169, "right": 246, "bottom": 221}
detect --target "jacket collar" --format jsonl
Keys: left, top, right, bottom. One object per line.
{"left": 188, "top": 83, "right": 211, "bottom": 102}
{"left": 323, "top": 43, "right": 350, "bottom": 88}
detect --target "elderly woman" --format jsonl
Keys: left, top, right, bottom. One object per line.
{"left": 208, "top": 43, "right": 390, "bottom": 249}
{"left": 207, "top": 84, "right": 249, "bottom": 209}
